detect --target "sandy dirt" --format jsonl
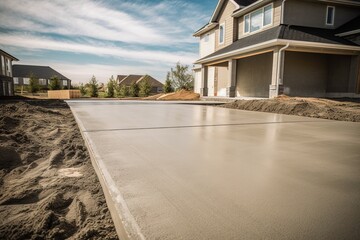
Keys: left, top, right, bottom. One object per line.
{"left": 0, "top": 100, "right": 118, "bottom": 240}
{"left": 222, "top": 96, "right": 360, "bottom": 122}
{"left": 143, "top": 90, "right": 200, "bottom": 101}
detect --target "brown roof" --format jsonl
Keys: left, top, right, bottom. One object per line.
{"left": 119, "top": 74, "right": 163, "bottom": 87}
{"left": 116, "top": 75, "right": 127, "bottom": 82}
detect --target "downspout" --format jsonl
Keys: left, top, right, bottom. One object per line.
{"left": 276, "top": 43, "right": 290, "bottom": 96}
{"left": 281, "top": 0, "right": 287, "bottom": 24}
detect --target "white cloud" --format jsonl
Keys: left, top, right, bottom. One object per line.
{"left": 0, "top": 33, "right": 197, "bottom": 64}
{"left": 0, "top": 0, "right": 206, "bottom": 45}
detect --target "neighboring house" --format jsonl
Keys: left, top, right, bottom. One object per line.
{"left": 193, "top": 0, "right": 360, "bottom": 98}
{"left": 13, "top": 65, "right": 71, "bottom": 90}
{"left": 0, "top": 49, "right": 18, "bottom": 97}
{"left": 116, "top": 74, "right": 163, "bottom": 93}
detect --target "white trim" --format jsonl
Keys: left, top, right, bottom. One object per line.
{"left": 195, "top": 39, "right": 360, "bottom": 64}
{"left": 219, "top": 22, "right": 226, "bottom": 45}
{"left": 336, "top": 29, "right": 360, "bottom": 37}
{"left": 210, "top": 0, "right": 240, "bottom": 23}
{"left": 193, "top": 22, "right": 218, "bottom": 37}
{"left": 325, "top": 6, "right": 335, "bottom": 26}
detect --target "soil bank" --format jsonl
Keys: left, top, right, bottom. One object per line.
{"left": 0, "top": 100, "right": 118, "bottom": 239}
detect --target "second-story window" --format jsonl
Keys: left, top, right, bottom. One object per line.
{"left": 219, "top": 23, "right": 225, "bottom": 44}
{"left": 326, "top": 6, "right": 335, "bottom": 25}
{"left": 244, "top": 4, "right": 273, "bottom": 34}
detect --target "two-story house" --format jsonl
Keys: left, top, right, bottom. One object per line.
{"left": 0, "top": 49, "right": 18, "bottom": 97}
{"left": 13, "top": 65, "right": 71, "bottom": 90}
{"left": 193, "top": 0, "right": 360, "bottom": 98}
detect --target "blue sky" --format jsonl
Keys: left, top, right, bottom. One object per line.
{"left": 0, "top": 0, "right": 217, "bottom": 84}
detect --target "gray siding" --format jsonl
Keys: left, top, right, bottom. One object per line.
{"left": 0, "top": 76, "right": 14, "bottom": 96}
{"left": 236, "top": 52, "right": 272, "bottom": 98}
{"left": 284, "top": 0, "right": 360, "bottom": 29}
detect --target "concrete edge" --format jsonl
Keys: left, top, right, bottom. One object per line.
{"left": 68, "top": 106, "right": 144, "bottom": 240}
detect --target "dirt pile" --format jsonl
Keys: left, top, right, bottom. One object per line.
{"left": 0, "top": 100, "right": 118, "bottom": 239}
{"left": 222, "top": 96, "right": 360, "bottom": 122}
{"left": 143, "top": 90, "right": 200, "bottom": 101}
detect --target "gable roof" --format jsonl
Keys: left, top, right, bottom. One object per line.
{"left": 116, "top": 75, "right": 127, "bottom": 82}
{"left": 119, "top": 74, "right": 163, "bottom": 87}
{"left": 195, "top": 24, "right": 359, "bottom": 64}
{"left": 13, "top": 65, "right": 70, "bottom": 80}
{"left": 0, "top": 49, "right": 19, "bottom": 61}
{"left": 335, "top": 15, "right": 360, "bottom": 36}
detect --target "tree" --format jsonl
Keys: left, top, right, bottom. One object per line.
{"left": 139, "top": 76, "right": 152, "bottom": 97}
{"left": 163, "top": 72, "right": 174, "bottom": 93}
{"left": 106, "top": 76, "right": 116, "bottom": 98}
{"left": 48, "top": 76, "right": 61, "bottom": 90}
{"left": 169, "top": 62, "right": 194, "bottom": 91}
{"left": 87, "top": 75, "right": 98, "bottom": 97}
{"left": 115, "top": 84, "right": 129, "bottom": 98}
{"left": 79, "top": 83, "right": 87, "bottom": 96}
{"left": 28, "top": 73, "right": 40, "bottom": 93}
{"left": 128, "top": 82, "right": 139, "bottom": 97}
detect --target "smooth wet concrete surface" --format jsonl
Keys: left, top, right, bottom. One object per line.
{"left": 67, "top": 100, "right": 360, "bottom": 240}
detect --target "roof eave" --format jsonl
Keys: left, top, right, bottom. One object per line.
{"left": 193, "top": 22, "right": 219, "bottom": 37}
{"left": 232, "top": 0, "right": 270, "bottom": 17}
{"left": 195, "top": 39, "right": 360, "bottom": 64}
{"left": 0, "top": 50, "right": 19, "bottom": 61}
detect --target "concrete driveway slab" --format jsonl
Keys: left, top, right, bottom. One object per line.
{"left": 67, "top": 100, "right": 360, "bottom": 240}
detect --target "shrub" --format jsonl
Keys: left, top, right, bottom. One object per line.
{"left": 163, "top": 72, "right": 174, "bottom": 93}
{"left": 128, "top": 82, "right": 139, "bottom": 97}
{"left": 29, "top": 74, "right": 40, "bottom": 93}
{"left": 139, "top": 76, "right": 152, "bottom": 97}
{"left": 87, "top": 75, "right": 98, "bottom": 97}
{"left": 48, "top": 76, "right": 61, "bottom": 90}
{"left": 79, "top": 83, "right": 87, "bottom": 96}
{"left": 106, "top": 76, "right": 116, "bottom": 98}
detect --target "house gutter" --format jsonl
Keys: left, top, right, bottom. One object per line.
{"left": 276, "top": 42, "right": 290, "bottom": 95}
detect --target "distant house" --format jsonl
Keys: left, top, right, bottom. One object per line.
{"left": 0, "top": 49, "right": 18, "bottom": 96}
{"left": 193, "top": 0, "right": 360, "bottom": 98}
{"left": 116, "top": 74, "right": 163, "bottom": 93}
{"left": 13, "top": 65, "right": 71, "bottom": 90}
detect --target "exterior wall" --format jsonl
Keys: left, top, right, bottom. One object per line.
{"left": 215, "top": 0, "right": 237, "bottom": 51}
{"left": 238, "top": 0, "right": 282, "bottom": 39}
{"left": 0, "top": 76, "right": 14, "bottom": 96}
{"left": 283, "top": 51, "right": 328, "bottom": 97}
{"left": 284, "top": 0, "right": 360, "bottom": 29}
{"left": 199, "top": 30, "right": 216, "bottom": 58}
{"left": 236, "top": 52, "right": 273, "bottom": 97}
{"left": 217, "top": 66, "right": 229, "bottom": 96}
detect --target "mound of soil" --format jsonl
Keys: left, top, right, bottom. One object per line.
{"left": 156, "top": 90, "right": 200, "bottom": 101}
{"left": 222, "top": 96, "right": 360, "bottom": 122}
{"left": 0, "top": 100, "right": 118, "bottom": 239}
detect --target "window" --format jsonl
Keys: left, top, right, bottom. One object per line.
{"left": 219, "top": 23, "right": 225, "bottom": 44}
{"left": 63, "top": 80, "right": 68, "bottom": 86}
{"left": 6, "top": 58, "right": 11, "bottom": 77}
{"left": 1, "top": 56, "right": 4, "bottom": 75}
{"left": 13, "top": 77, "right": 19, "bottom": 84}
{"left": 39, "top": 79, "right": 46, "bottom": 85}
{"left": 326, "top": 6, "right": 335, "bottom": 25}
{"left": 48, "top": 79, "right": 52, "bottom": 85}
{"left": 23, "top": 78, "right": 30, "bottom": 85}
{"left": 244, "top": 15, "right": 250, "bottom": 33}
{"left": 244, "top": 4, "right": 273, "bottom": 34}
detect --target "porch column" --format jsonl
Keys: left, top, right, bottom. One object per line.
{"left": 349, "top": 55, "right": 360, "bottom": 94}
{"left": 270, "top": 47, "right": 280, "bottom": 98}
{"left": 200, "top": 65, "right": 208, "bottom": 97}
{"left": 227, "top": 59, "right": 237, "bottom": 97}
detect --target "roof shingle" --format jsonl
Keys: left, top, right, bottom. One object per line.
{"left": 13, "top": 65, "right": 70, "bottom": 80}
